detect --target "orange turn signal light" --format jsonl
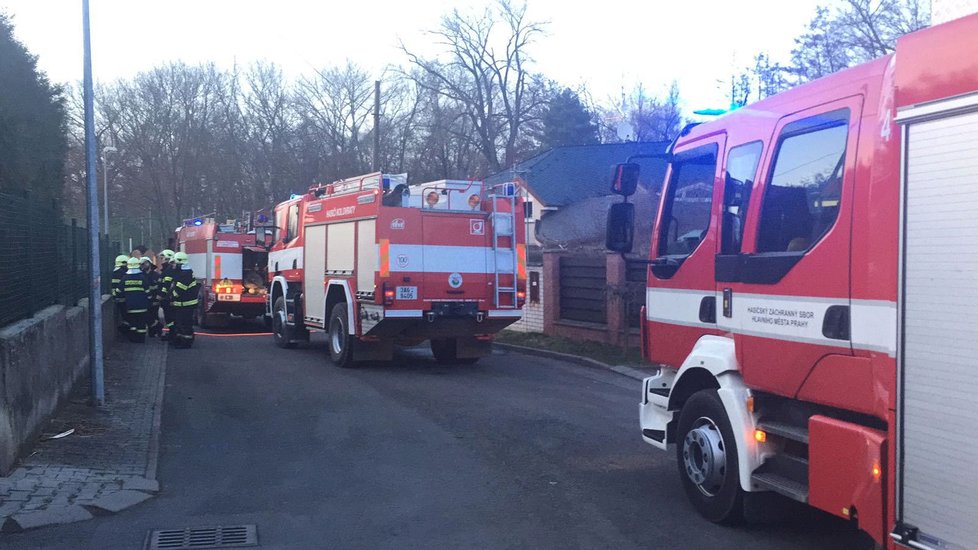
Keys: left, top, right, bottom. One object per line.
{"left": 872, "top": 463, "right": 882, "bottom": 481}
{"left": 754, "top": 429, "right": 767, "bottom": 443}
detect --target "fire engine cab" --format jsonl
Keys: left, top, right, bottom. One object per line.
{"left": 606, "top": 13, "right": 978, "bottom": 550}
{"left": 259, "top": 172, "right": 526, "bottom": 366}
{"left": 175, "top": 217, "right": 269, "bottom": 327}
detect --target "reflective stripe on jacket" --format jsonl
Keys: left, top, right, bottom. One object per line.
{"left": 170, "top": 269, "right": 199, "bottom": 309}
{"left": 123, "top": 271, "right": 151, "bottom": 311}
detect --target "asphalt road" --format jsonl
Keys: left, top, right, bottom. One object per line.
{"left": 3, "top": 331, "right": 869, "bottom": 549}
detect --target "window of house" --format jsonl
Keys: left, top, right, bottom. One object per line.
{"left": 757, "top": 109, "right": 849, "bottom": 253}
{"left": 657, "top": 143, "right": 718, "bottom": 257}
{"left": 721, "top": 142, "right": 763, "bottom": 255}
{"left": 286, "top": 203, "right": 299, "bottom": 242}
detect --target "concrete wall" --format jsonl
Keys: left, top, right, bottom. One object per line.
{"left": 0, "top": 295, "right": 114, "bottom": 475}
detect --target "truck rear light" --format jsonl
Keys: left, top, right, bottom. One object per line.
{"left": 517, "top": 290, "right": 526, "bottom": 307}
{"left": 384, "top": 289, "right": 394, "bottom": 304}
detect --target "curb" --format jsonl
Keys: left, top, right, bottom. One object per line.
{"left": 493, "top": 342, "right": 656, "bottom": 381}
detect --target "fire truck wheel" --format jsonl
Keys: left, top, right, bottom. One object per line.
{"left": 272, "top": 297, "right": 296, "bottom": 349}
{"left": 328, "top": 303, "right": 355, "bottom": 368}
{"left": 675, "top": 389, "right": 745, "bottom": 525}
{"left": 430, "top": 338, "right": 479, "bottom": 365}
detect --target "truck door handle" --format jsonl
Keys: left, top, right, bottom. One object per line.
{"left": 822, "top": 305, "right": 850, "bottom": 340}
{"left": 699, "top": 297, "right": 716, "bottom": 324}
{"left": 722, "top": 288, "right": 733, "bottom": 318}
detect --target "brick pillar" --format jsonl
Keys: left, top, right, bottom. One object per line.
{"left": 606, "top": 252, "right": 627, "bottom": 346}
{"left": 542, "top": 252, "right": 560, "bottom": 335}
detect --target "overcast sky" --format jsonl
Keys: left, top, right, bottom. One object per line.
{"left": 0, "top": 0, "right": 826, "bottom": 113}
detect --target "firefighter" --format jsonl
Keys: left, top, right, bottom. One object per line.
{"left": 112, "top": 254, "right": 129, "bottom": 335}
{"left": 122, "top": 256, "right": 152, "bottom": 343}
{"left": 141, "top": 257, "right": 163, "bottom": 337}
{"left": 158, "top": 249, "right": 176, "bottom": 340}
{"left": 170, "top": 251, "right": 199, "bottom": 349}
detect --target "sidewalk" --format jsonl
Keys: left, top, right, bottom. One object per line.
{"left": 0, "top": 340, "right": 167, "bottom": 533}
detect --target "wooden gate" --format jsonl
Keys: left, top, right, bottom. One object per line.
{"left": 559, "top": 255, "right": 606, "bottom": 324}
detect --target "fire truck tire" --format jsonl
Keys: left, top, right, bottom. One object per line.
{"left": 328, "top": 303, "right": 355, "bottom": 368}
{"left": 430, "top": 338, "right": 479, "bottom": 365}
{"left": 272, "top": 297, "right": 297, "bottom": 349}
{"left": 675, "top": 389, "right": 745, "bottom": 525}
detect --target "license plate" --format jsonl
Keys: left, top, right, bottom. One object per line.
{"left": 396, "top": 286, "right": 417, "bottom": 300}
{"left": 217, "top": 294, "right": 240, "bottom": 302}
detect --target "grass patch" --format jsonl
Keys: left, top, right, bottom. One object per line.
{"left": 495, "top": 330, "right": 644, "bottom": 366}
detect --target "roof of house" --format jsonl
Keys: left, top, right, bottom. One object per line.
{"left": 487, "top": 141, "right": 670, "bottom": 207}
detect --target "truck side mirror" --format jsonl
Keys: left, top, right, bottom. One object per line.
{"left": 610, "top": 163, "right": 640, "bottom": 196}
{"left": 606, "top": 202, "right": 635, "bottom": 253}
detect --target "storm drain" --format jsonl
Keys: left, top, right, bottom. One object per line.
{"left": 145, "top": 525, "right": 258, "bottom": 549}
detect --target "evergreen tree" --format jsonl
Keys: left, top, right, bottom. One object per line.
{"left": 540, "top": 88, "right": 599, "bottom": 149}
{"left": 0, "top": 13, "right": 67, "bottom": 203}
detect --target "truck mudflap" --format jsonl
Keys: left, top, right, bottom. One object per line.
{"left": 808, "top": 415, "right": 886, "bottom": 545}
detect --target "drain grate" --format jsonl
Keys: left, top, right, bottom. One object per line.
{"left": 146, "top": 525, "right": 258, "bottom": 549}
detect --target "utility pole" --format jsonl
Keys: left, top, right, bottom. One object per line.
{"left": 82, "top": 0, "right": 105, "bottom": 407}
{"left": 373, "top": 80, "right": 381, "bottom": 171}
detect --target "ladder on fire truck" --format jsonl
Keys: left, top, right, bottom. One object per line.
{"left": 489, "top": 183, "right": 519, "bottom": 309}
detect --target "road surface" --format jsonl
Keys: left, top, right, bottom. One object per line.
{"left": 3, "top": 331, "right": 869, "bottom": 549}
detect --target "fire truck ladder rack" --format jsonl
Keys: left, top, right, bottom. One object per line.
{"left": 489, "top": 184, "right": 518, "bottom": 309}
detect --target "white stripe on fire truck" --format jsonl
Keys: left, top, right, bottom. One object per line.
{"left": 186, "top": 252, "right": 243, "bottom": 280}
{"left": 269, "top": 247, "right": 303, "bottom": 272}
{"left": 645, "top": 288, "right": 897, "bottom": 356}
{"left": 487, "top": 310, "right": 523, "bottom": 318}
{"left": 387, "top": 244, "right": 514, "bottom": 274}
{"left": 384, "top": 309, "right": 423, "bottom": 318}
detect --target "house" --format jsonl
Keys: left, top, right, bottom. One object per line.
{"left": 487, "top": 142, "right": 669, "bottom": 338}
{"left": 488, "top": 141, "right": 669, "bottom": 248}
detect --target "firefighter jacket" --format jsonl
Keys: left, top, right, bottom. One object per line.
{"left": 170, "top": 267, "right": 200, "bottom": 308}
{"left": 146, "top": 270, "right": 161, "bottom": 306}
{"left": 159, "top": 265, "right": 175, "bottom": 303}
{"left": 122, "top": 269, "right": 152, "bottom": 312}
{"left": 111, "top": 266, "right": 127, "bottom": 303}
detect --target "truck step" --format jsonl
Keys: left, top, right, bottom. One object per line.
{"left": 750, "top": 471, "right": 809, "bottom": 503}
{"left": 757, "top": 420, "right": 809, "bottom": 444}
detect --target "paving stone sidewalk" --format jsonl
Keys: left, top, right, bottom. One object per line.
{"left": 0, "top": 340, "right": 167, "bottom": 533}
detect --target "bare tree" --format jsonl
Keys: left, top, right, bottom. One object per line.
{"left": 791, "top": 0, "right": 929, "bottom": 82}
{"left": 294, "top": 62, "right": 375, "bottom": 181}
{"left": 599, "top": 82, "right": 684, "bottom": 143}
{"left": 402, "top": 0, "right": 548, "bottom": 174}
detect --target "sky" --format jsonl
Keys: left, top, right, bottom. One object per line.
{"left": 0, "top": 0, "right": 827, "bottom": 115}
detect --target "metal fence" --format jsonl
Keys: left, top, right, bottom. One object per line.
{"left": 0, "top": 191, "right": 117, "bottom": 328}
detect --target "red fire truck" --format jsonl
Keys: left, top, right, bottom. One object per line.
{"left": 175, "top": 218, "right": 269, "bottom": 327}
{"left": 606, "top": 13, "right": 978, "bottom": 550}
{"left": 258, "top": 172, "right": 526, "bottom": 366}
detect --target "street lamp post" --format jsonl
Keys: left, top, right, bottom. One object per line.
{"left": 82, "top": 0, "right": 105, "bottom": 406}
{"left": 101, "top": 145, "right": 116, "bottom": 234}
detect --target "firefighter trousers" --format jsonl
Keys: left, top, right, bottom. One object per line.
{"left": 161, "top": 303, "right": 174, "bottom": 337}
{"left": 115, "top": 301, "right": 128, "bottom": 335}
{"left": 171, "top": 306, "right": 195, "bottom": 348}
{"left": 147, "top": 305, "right": 163, "bottom": 337}
{"left": 125, "top": 309, "right": 148, "bottom": 343}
